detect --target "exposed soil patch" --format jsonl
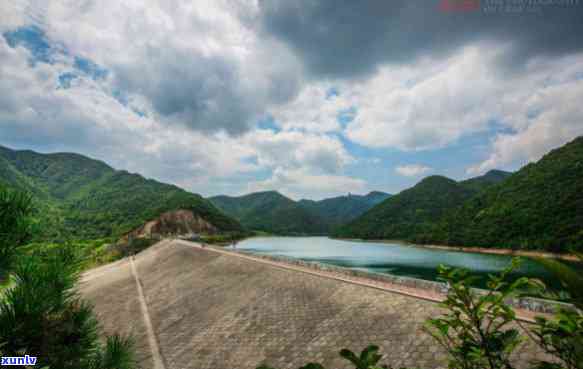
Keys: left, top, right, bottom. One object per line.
{"left": 120, "top": 209, "right": 217, "bottom": 242}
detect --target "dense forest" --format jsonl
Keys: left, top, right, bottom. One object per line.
{"left": 419, "top": 137, "right": 583, "bottom": 253}
{"left": 0, "top": 146, "right": 242, "bottom": 240}
{"left": 209, "top": 190, "right": 390, "bottom": 235}
{"left": 298, "top": 191, "right": 391, "bottom": 228}
{"left": 335, "top": 137, "right": 583, "bottom": 253}
{"left": 333, "top": 176, "right": 478, "bottom": 241}
{"left": 210, "top": 191, "right": 330, "bottom": 235}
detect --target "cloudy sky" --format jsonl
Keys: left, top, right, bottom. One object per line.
{"left": 1, "top": 0, "right": 583, "bottom": 200}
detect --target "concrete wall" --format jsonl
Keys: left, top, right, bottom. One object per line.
{"left": 226, "top": 249, "right": 572, "bottom": 314}
{"left": 81, "top": 241, "right": 549, "bottom": 369}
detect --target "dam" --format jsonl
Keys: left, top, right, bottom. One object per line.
{"left": 80, "top": 240, "right": 547, "bottom": 369}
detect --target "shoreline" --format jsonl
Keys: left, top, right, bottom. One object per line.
{"left": 211, "top": 233, "right": 580, "bottom": 262}
{"left": 333, "top": 237, "right": 580, "bottom": 262}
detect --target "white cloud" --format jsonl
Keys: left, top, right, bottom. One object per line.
{"left": 268, "top": 83, "right": 356, "bottom": 133}
{"left": 467, "top": 77, "right": 583, "bottom": 174}
{"left": 247, "top": 167, "right": 366, "bottom": 201}
{"left": 242, "top": 129, "right": 363, "bottom": 199}
{"left": 395, "top": 164, "right": 433, "bottom": 177}
{"left": 244, "top": 130, "right": 354, "bottom": 174}
{"left": 323, "top": 44, "right": 583, "bottom": 173}
{"left": 19, "top": 0, "right": 304, "bottom": 135}
{"left": 0, "top": 36, "right": 257, "bottom": 191}
{"left": 0, "top": 35, "right": 360, "bottom": 199}
{"left": 343, "top": 45, "right": 508, "bottom": 151}
{"left": 4, "top": 1, "right": 583, "bottom": 200}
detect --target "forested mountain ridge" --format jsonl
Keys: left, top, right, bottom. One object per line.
{"left": 0, "top": 146, "right": 242, "bottom": 240}
{"left": 4, "top": 134, "right": 580, "bottom": 253}
{"left": 459, "top": 169, "right": 512, "bottom": 193}
{"left": 334, "top": 137, "right": 583, "bottom": 253}
{"left": 209, "top": 191, "right": 330, "bottom": 235}
{"left": 363, "top": 191, "right": 393, "bottom": 205}
{"left": 421, "top": 136, "right": 583, "bottom": 252}
{"left": 297, "top": 191, "right": 391, "bottom": 227}
{"left": 333, "top": 176, "right": 476, "bottom": 240}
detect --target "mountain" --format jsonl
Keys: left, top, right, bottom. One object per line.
{"left": 0, "top": 146, "right": 242, "bottom": 240}
{"left": 209, "top": 191, "right": 330, "bottom": 235}
{"left": 298, "top": 191, "right": 391, "bottom": 227}
{"left": 423, "top": 137, "right": 583, "bottom": 253}
{"left": 333, "top": 176, "right": 475, "bottom": 240}
{"left": 363, "top": 191, "right": 393, "bottom": 205}
{"left": 460, "top": 169, "right": 512, "bottom": 193}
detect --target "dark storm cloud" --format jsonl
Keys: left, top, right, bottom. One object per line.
{"left": 115, "top": 52, "right": 255, "bottom": 135}
{"left": 258, "top": 0, "right": 583, "bottom": 79}
{"left": 110, "top": 39, "right": 303, "bottom": 136}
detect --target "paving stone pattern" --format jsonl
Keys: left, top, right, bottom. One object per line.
{"left": 81, "top": 240, "right": 550, "bottom": 369}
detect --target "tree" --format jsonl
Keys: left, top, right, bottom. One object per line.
{"left": 0, "top": 184, "right": 135, "bottom": 369}
{"left": 0, "top": 183, "right": 33, "bottom": 279}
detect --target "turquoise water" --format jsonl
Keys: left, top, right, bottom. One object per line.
{"left": 230, "top": 237, "right": 575, "bottom": 289}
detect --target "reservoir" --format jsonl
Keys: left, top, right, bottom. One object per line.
{"left": 231, "top": 236, "right": 576, "bottom": 289}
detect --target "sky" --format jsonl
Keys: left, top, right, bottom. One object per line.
{"left": 1, "top": 0, "right": 583, "bottom": 200}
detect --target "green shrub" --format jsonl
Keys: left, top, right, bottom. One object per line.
{"left": 531, "top": 310, "right": 583, "bottom": 369}
{"left": 0, "top": 184, "right": 33, "bottom": 279}
{"left": 0, "top": 184, "right": 136, "bottom": 369}
{"left": 425, "top": 259, "right": 538, "bottom": 369}
{"left": 530, "top": 253, "right": 583, "bottom": 369}
{"left": 0, "top": 246, "right": 135, "bottom": 369}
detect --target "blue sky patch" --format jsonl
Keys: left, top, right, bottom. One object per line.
{"left": 337, "top": 107, "right": 357, "bottom": 127}
{"left": 74, "top": 56, "right": 108, "bottom": 80}
{"left": 326, "top": 87, "right": 339, "bottom": 99}
{"left": 4, "top": 25, "right": 109, "bottom": 86}
{"left": 58, "top": 72, "right": 77, "bottom": 89}
{"left": 257, "top": 115, "right": 281, "bottom": 132}
{"left": 3, "top": 25, "right": 55, "bottom": 64}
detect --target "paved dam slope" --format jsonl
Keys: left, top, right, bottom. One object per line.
{"left": 80, "top": 240, "right": 546, "bottom": 369}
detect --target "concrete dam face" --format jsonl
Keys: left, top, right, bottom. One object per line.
{"left": 80, "top": 240, "right": 545, "bottom": 369}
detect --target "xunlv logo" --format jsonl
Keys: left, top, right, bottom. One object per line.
{"left": 1, "top": 355, "right": 37, "bottom": 366}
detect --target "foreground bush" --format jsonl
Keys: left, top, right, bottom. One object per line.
{"left": 0, "top": 184, "right": 33, "bottom": 279}
{"left": 0, "top": 247, "right": 135, "bottom": 369}
{"left": 0, "top": 184, "right": 136, "bottom": 369}
{"left": 425, "top": 259, "right": 541, "bottom": 369}
{"left": 529, "top": 254, "right": 583, "bottom": 369}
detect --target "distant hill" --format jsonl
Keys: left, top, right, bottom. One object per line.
{"left": 422, "top": 137, "right": 583, "bottom": 253}
{"left": 460, "top": 169, "right": 512, "bottom": 193}
{"left": 363, "top": 191, "right": 393, "bottom": 205}
{"left": 298, "top": 191, "right": 391, "bottom": 227}
{"left": 209, "top": 191, "right": 329, "bottom": 235}
{"left": 0, "top": 146, "right": 242, "bottom": 240}
{"left": 333, "top": 176, "right": 475, "bottom": 240}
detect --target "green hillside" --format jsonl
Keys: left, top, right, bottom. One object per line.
{"left": 298, "top": 191, "right": 391, "bottom": 227}
{"left": 460, "top": 169, "right": 512, "bottom": 193}
{"left": 423, "top": 137, "right": 583, "bottom": 252}
{"left": 209, "top": 191, "right": 329, "bottom": 235}
{"left": 0, "top": 146, "right": 242, "bottom": 240}
{"left": 333, "top": 176, "right": 475, "bottom": 240}
{"left": 363, "top": 191, "right": 393, "bottom": 205}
